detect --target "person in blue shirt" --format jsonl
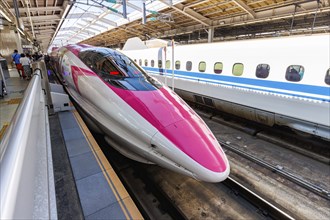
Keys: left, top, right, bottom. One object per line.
{"left": 12, "top": 49, "right": 22, "bottom": 77}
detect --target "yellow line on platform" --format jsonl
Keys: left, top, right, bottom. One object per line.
{"left": 72, "top": 110, "right": 143, "bottom": 220}
{"left": 7, "top": 98, "right": 22, "bottom": 105}
{"left": 0, "top": 123, "right": 9, "bottom": 140}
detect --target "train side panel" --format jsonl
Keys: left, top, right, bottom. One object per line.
{"left": 123, "top": 34, "right": 330, "bottom": 139}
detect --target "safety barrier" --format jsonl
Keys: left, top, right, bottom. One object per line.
{"left": 31, "top": 60, "right": 54, "bottom": 115}
{"left": 0, "top": 69, "right": 57, "bottom": 219}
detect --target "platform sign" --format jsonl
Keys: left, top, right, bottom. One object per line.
{"left": 22, "top": 45, "right": 33, "bottom": 49}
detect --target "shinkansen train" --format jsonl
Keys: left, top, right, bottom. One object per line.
{"left": 122, "top": 34, "right": 330, "bottom": 140}
{"left": 50, "top": 44, "right": 230, "bottom": 182}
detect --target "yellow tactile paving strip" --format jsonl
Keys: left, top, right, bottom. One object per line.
{"left": 72, "top": 110, "right": 143, "bottom": 220}
{"left": 0, "top": 123, "right": 9, "bottom": 140}
{"left": 0, "top": 98, "right": 23, "bottom": 141}
{"left": 0, "top": 98, "right": 22, "bottom": 105}
{"left": 7, "top": 98, "right": 22, "bottom": 105}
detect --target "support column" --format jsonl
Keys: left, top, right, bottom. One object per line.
{"left": 208, "top": 27, "right": 214, "bottom": 43}
{"left": 16, "top": 31, "right": 23, "bottom": 53}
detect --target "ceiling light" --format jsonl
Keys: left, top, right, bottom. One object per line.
{"left": 17, "top": 28, "right": 25, "bottom": 36}
{"left": 0, "top": 9, "right": 12, "bottom": 22}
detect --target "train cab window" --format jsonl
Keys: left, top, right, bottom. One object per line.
{"left": 79, "top": 51, "right": 103, "bottom": 72}
{"left": 166, "top": 60, "right": 171, "bottom": 69}
{"left": 97, "top": 58, "right": 124, "bottom": 79}
{"left": 199, "top": 61, "right": 206, "bottom": 72}
{"left": 256, "top": 64, "right": 270, "bottom": 78}
{"left": 214, "top": 62, "right": 223, "bottom": 74}
{"left": 186, "top": 61, "right": 192, "bottom": 71}
{"left": 158, "top": 60, "right": 162, "bottom": 68}
{"left": 286, "top": 65, "right": 304, "bottom": 82}
{"left": 151, "top": 60, "right": 155, "bottom": 67}
{"left": 175, "top": 61, "right": 181, "bottom": 70}
{"left": 139, "top": 59, "right": 142, "bottom": 66}
{"left": 325, "top": 68, "right": 330, "bottom": 85}
{"left": 144, "top": 59, "right": 148, "bottom": 66}
{"left": 232, "top": 63, "right": 244, "bottom": 76}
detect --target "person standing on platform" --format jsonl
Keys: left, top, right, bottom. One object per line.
{"left": 12, "top": 49, "right": 22, "bottom": 77}
{"left": 20, "top": 54, "right": 31, "bottom": 80}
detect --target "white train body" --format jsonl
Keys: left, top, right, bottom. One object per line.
{"left": 122, "top": 34, "right": 330, "bottom": 140}
{"left": 50, "top": 45, "right": 230, "bottom": 182}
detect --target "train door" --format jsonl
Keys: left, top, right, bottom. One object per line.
{"left": 157, "top": 47, "right": 164, "bottom": 74}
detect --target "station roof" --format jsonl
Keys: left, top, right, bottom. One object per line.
{"left": 1, "top": 0, "right": 329, "bottom": 52}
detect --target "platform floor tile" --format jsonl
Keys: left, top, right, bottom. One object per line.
{"left": 57, "top": 110, "right": 143, "bottom": 219}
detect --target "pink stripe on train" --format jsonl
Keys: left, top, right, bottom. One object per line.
{"left": 109, "top": 85, "right": 227, "bottom": 172}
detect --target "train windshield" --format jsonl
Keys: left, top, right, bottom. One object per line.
{"left": 79, "top": 48, "right": 162, "bottom": 91}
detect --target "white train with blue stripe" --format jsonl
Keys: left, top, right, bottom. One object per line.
{"left": 122, "top": 34, "right": 330, "bottom": 140}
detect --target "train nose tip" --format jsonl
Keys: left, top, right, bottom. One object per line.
{"left": 153, "top": 119, "right": 229, "bottom": 181}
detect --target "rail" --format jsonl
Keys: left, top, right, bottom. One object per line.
{"left": 219, "top": 139, "right": 330, "bottom": 200}
{"left": 223, "top": 177, "right": 295, "bottom": 220}
{"left": 0, "top": 69, "right": 57, "bottom": 219}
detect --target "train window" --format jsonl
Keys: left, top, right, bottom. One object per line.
{"left": 144, "top": 59, "right": 148, "bottom": 66}
{"left": 232, "top": 63, "right": 244, "bottom": 76}
{"left": 256, "top": 64, "right": 270, "bottom": 78}
{"left": 97, "top": 58, "right": 124, "bottom": 78}
{"left": 166, "top": 60, "right": 171, "bottom": 69}
{"left": 285, "top": 65, "right": 304, "bottom": 82}
{"left": 199, "top": 61, "right": 206, "bottom": 72}
{"left": 151, "top": 60, "right": 155, "bottom": 67}
{"left": 158, "top": 60, "right": 162, "bottom": 68}
{"left": 186, "top": 61, "right": 192, "bottom": 71}
{"left": 139, "top": 59, "right": 142, "bottom": 66}
{"left": 325, "top": 68, "right": 330, "bottom": 85}
{"left": 214, "top": 62, "right": 223, "bottom": 74}
{"left": 175, "top": 61, "right": 180, "bottom": 70}
{"left": 79, "top": 51, "right": 103, "bottom": 72}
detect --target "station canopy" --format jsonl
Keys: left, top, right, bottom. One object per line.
{"left": 50, "top": 0, "right": 184, "bottom": 51}
{"left": 1, "top": 0, "right": 328, "bottom": 52}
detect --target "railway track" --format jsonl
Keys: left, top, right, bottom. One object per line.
{"left": 219, "top": 139, "right": 330, "bottom": 200}
{"left": 93, "top": 132, "right": 298, "bottom": 220}
{"left": 223, "top": 177, "right": 294, "bottom": 220}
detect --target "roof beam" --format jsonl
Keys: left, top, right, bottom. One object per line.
{"left": 35, "top": 0, "right": 40, "bottom": 16}
{"left": 59, "top": 27, "right": 81, "bottom": 32}
{"left": 82, "top": 25, "right": 102, "bottom": 33}
{"left": 67, "top": 13, "right": 98, "bottom": 19}
{"left": 195, "top": 0, "right": 232, "bottom": 13}
{"left": 10, "top": 6, "right": 63, "bottom": 13}
{"left": 34, "top": 26, "right": 56, "bottom": 30}
{"left": 24, "top": 21, "right": 58, "bottom": 26}
{"left": 36, "top": 31, "right": 55, "bottom": 35}
{"left": 81, "top": 19, "right": 108, "bottom": 29}
{"left": 232, "top": 0, "right": 257, "bottom": 18}
{"left": 160, "top": 1, "right": 212, "bottom": 26}
{"left": 98, "top": 18, "right": 118, "bottom": 27}
{"left": 126, "top": 2, "right": 142, "bottom": 12}
{"left": 21, "top": 14, "right": 61, "bottom": 22}
{"left": 184, "top": 0, "right": 210, "bottom": 9}
{"left": 37, "top": 35, "right": 56, "bottom": 39}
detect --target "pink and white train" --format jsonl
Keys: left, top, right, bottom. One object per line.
{"left": 50, "top": 44, "right": 230, "bottom": 182}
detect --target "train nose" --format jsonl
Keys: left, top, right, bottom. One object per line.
{"left": 151, "top": 119, "right": 230, "bottom": 182}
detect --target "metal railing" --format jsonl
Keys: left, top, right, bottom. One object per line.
{"left": 31, "top": 60, "right": 54, "bottom": 115}
{"left": 0, "top": 68, "right": 57, "bottom": 219}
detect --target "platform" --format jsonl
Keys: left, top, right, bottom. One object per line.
{"left": 54, "top": 108, "right": 142, "bottom": 219}
{"left": 0, "top": 69, "right": 28, "bottom": 139}
{"left": 0, "top": 70, "right": 143, "bottom": 219}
